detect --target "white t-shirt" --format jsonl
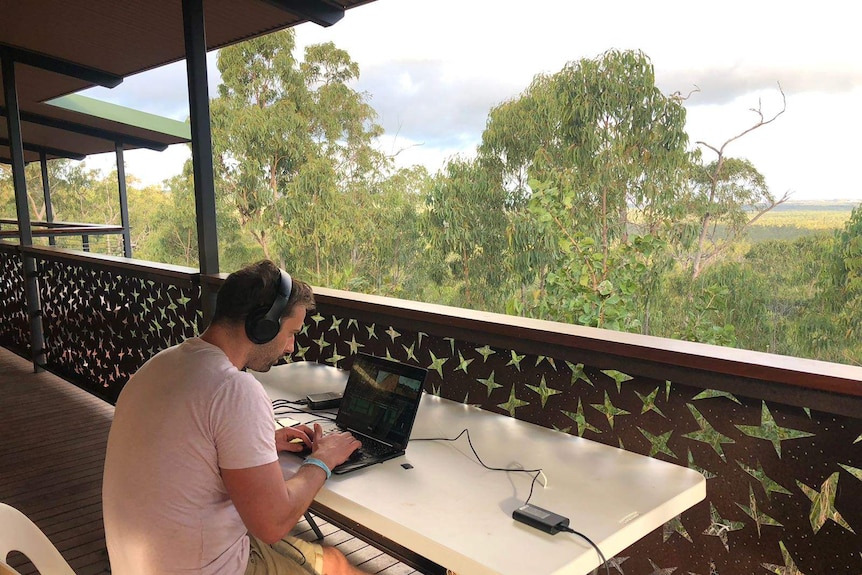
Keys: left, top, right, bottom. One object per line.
{"left": 103, "top": 338, "right": 277, "bottom": 574}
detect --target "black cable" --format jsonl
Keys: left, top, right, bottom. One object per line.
{"left": 558, "top": 526, "right": 610, "bottom": 575}
{"left": 272, "top": 400, "right": 337, "bottom": 422}
{"left": 413, "top": 429, "right": 545, "bottom": 504}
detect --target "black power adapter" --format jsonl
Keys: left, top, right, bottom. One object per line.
{"left": 306, "top": 391, "right": 343, "bottom": 410}
{"left": 512, "top": 503, "right": 570, "bottom": 534}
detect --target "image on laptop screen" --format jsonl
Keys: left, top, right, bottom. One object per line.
{"left": 336, "top": 354, "right": 427, "bottom": 449}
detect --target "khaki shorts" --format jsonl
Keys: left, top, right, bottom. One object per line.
{"left": 245, "top": 534, "right": 325, "bottom": 575}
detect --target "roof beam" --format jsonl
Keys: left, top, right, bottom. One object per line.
{"left": 259, "top": 0, "right": 344, "bottom": 27}
{"left": 0, "top": 106, "right": 169, "bottom": 151}
{"left": 0, "top": 43, "right": 123, "bottom": 88}
{"left": 0, "top": 137, "right": 86, "bottom": 160}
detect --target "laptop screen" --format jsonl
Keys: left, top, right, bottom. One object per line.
{"left": 336, "top": 354, "right": 427, "bottom": 450}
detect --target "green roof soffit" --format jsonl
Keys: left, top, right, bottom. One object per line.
{"left": 45, "top": 94, "right": 191, "bottom": 141}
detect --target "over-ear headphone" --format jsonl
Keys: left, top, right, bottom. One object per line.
{"left": 245, "top": 269, "right": 293, "bottom": 344}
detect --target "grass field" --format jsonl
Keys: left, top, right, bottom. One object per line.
{"left": 746, "top": 200, "right": 860, "bottom": 242}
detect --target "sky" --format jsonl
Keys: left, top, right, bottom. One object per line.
{"left": 82, "top": 0, "right": 862, "bottom": 201}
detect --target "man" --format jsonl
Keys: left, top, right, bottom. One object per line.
{"left": 103, "top": 260, "right": 366, "bottom": 574}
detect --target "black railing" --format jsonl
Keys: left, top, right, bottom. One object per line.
{"left": 3, "top": 245, "right": 862, "bottom": 575}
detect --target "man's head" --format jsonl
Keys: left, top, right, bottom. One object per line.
{"left": 211, "top": 260, "right": 315, "bottom": 370}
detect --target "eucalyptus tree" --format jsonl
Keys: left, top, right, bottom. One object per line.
{"left": 478, "top": 50, "right": 690, "bottom": 331}
{"left": 210, "top": 29, "right": 389, "bottom": 285}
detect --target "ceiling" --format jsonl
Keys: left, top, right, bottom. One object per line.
{"left": 0, "top": 0, "right": 375, "bottom": 162}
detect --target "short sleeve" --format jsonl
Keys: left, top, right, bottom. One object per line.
{"left": 210, "top": 372, "right": 277, "bottom": 470}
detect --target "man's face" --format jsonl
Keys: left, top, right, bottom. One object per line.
{"left": 246, "top": 305, "right": 306, "bottom": 372}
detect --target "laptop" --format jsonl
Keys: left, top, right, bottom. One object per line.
{"left": 326, "top": 353, "right": 428, "bottom": 475}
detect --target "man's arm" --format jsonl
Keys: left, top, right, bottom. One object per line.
{"left": 222, "top": 461, "right": 327, "bottom": 544}
{"left": 222, "top": 425, "right": 361, "bottom": 544}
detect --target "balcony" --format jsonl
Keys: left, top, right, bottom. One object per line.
{"left": 2, "top": 243, "right": 861, "bottom": 574}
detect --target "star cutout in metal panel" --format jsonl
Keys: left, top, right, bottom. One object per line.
{"left": 401, "top": 342, "right": 417, "bottom": 362}
{"left": 535, "top": 355, "right": 557, "bottom": 370}
{"left": 692, "top": 389, "right": 741, "bottom": 404}
{"left": 839, "top": 463, "right": 862, "bottom": 482}
{"left": 478, "top": 371, "right": 503, "bottom": 397}
{"left": 735, "top": 401, "right": 814, "bottom": 458}
{"left": 645, "top": 559, "right": 677, "bottom": 575}
{"left": 455, "top": 352, "right": 473, "bottom": 373}
{"left": 325, "top": 351, "right": 345, "bottom": 366}
{"left": 796, "top": 472, "right": 855, "bottom": 534}
{"left": 310, "top": 313, "right": 324, "bottom": 326}
{"left": 474, "top": 344, "right": 495, "bottom": 362}
{"left": 683, "top": 404, "right": 735, "bottom": 462}
{"left": 737, "top": 460, "right": 792, "bottom": 499}
{"left": 702, "top": 503, "right": 744, "bottom": 551}
{"left": 506, "top": 350, "right": 525, "bottom": 371}
{"left": 638, "top": 427, "right": 677, "bottom": 459}
{"left": 662, "top": 515, "right": 691, "bottom": 543}
{"left": 427, "top": 351, "right": 448, "bottom": 379}
{"left": 590, "top": 391, "right": 630, "bottom": 430}
{"left": 565, "top": 361, "right": 594, "bottom": 386}
{"left": 635, "top": 387, "right": 666, "bottom": 418}
{"left": 348, "top": 318, "right": 359, "bottom": 330}
{"left": 498, "top": 385, "right": 529, "bottom": 417}
{"left": 327, "top": 316, "right": 343, "bottom": 335}
{"left": 561, "top": 399, "right": 602, "bottom": 437}
{"left": 761, "top": 541, "right": 808, "bottom": 575}
{"left": 736, "top": 484, "right": 782, "bottom": 536}
{"left": 365, "top": 323, "right": 378, "bottom": 339}
{"left": 385, "top": 326, "right": 400, "bottom": 342}
{"left": 313, "top": 335, "right": 330, "bottom": 351}
{"left": 526, "top": 375, "right": 562, "bottom": 408}
{"left": 601, "top": 369, "right": 633, "bottom": 393}
{"left": 347, "top": 335, "right": 364, "bottom": 355}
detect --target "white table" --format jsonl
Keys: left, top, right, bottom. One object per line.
{"left": 253, "top": 362, "right": 706, "bottom": 575}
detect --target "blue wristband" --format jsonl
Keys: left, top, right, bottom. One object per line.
{"left": 302, "top": 457, "right": 331, "bottom": 480}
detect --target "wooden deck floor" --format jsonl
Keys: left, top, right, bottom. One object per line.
{"left": 0, "top": 347, "right": 423, "bottom": 575}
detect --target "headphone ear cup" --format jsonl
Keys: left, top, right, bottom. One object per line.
{"left": 245, "top": 306, "right": 279, "bottom": 344}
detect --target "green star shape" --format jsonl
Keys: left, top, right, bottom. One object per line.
{"left": 591, "top": 391, "right": 630, "bottom": 430}
{"left": 761, "top": 541, "right": 807, "bottom": 575}
{"left": 477, "top": 371, "right": 503, "bottom": 397}
{"left": 402, "top": 342, "right": 417, "bottom": 362}
{"left": 839, "top": 463, "right": 862, "bottom": 482}
{"left": 327, "top": 316, "right": 343, "bottom": 335}
{"left": 638, "top": 427, "right": 677, "bottom": 459}
{"left": 313, "top": 334, "right": 331, "bottom": 351}
{"left": 365, "top": 323, "right": 378, "bottom": 339}
{"left": 736, "top": 484, "right": 782, "bottom": 537}
{"left": 683, "top": 404, "right": 735, "bottom": 462}
{"left": 475, "top": 345, "right": 495, "bottom": 362}
{"left": 455, "top": 351, "right": 473, "bottom": 373}
{"left": 535, "top": 355, "right": 557, "bottom": 370}
{"left": 497, "top": 385, "right": 530, "bottom": 417}
{"left": 293, "top": 344, "right": 309, "bottom": 360}
{"left": 662, "top": 515, "right": 691, "bottom": 543}
{"left": 702, "top": 503, "right": 744, "bottom": 551}
{"left": 692, "top": 389, "right": 741, "bottom": 404}
{"left": 797, "top": 472, "right": 855, "bottom": 534}
{"left": 645, "top": 559, "right": 676, "bottom": 575}
{"left": 565, "top": 361, "right": 593, "bottom": 386}
{"left": 526, "top": 375, "right": 561, "bottom": 408}
{"left": 561, "top": 399, "right": 602, "bottom": 437}
{"left": 735, "top": 401, "right": 814, "bottom": 458}
{"left": 601, "top": 369, "right": 632, "bottom": 393}
{"left": 310, "top": 313, "right": 325, "bottom": 326}
{"left": 325, "top": 351, "right": 346, "bottom": 366}
{"left": 737, "top": 460, "right": 792, "bottom": 499}
{"left": 299, "top": 323, "right": 311, "bottom": 337}
{"left": 385, "top": 326, "right": 401, "bottom": 342}
{"left": 347, "top": 335, "right": 364, "bottom": 355}
{"left": 635, "top": 387, "right": 666, "bottom": 418}
{"left": 347, "top": 318, "right": 359, "bottom": 330}
{"left": 427, "top": 351, "right": 448, "bottom": 379}
{"left": 507, "top": 350, "right": 526, "bottom": 371}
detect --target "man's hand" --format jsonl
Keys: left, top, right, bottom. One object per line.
{"left": 309, "top": 423, "right": 361, "bottom": 469}
{"left": 275, "top": 424, "right": 313, "bottom": 453}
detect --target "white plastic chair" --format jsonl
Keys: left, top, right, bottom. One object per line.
{"left": 0, "top": 503, "right": 75, "bottom": 575}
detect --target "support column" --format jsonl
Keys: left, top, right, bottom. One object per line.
{"left": 2, "top": 50, "right": 45, "bottom": 371}
{"left": 39, "top": 151, "right": 56, "bottom": 246}
{"left": 115, "top": 142, "right": 132, "bottom": 257}
{"left": 182, "top": 0, "right": 219, "bottom": 330}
